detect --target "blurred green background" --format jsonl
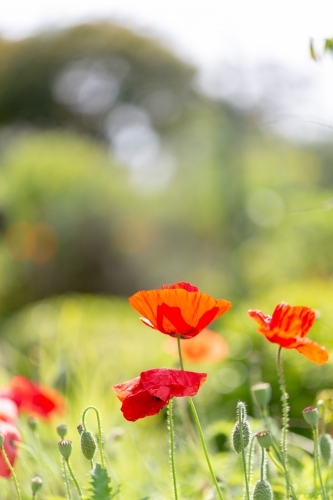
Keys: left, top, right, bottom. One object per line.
{"left": 0, "top": 21, "right": 333, "bottom": 498}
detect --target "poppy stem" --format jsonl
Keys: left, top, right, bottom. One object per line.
{"left": 62, "top": 456, "right": 72, "bottom": 500}
{"left": 0, "top": 446, "right": 21, "bottom": 500}
{"left": 176, "top": 335, "right": 185, "bottom": 370}
{"left": 277, "top": 346, "right": 293, "bottom": 498}
{"left": 82, "top": 406, "right": 105, "bottom": 468}
{"left": 168, "top": 399, "right": 179, "bottom": 500}
{"left": 188, "top": 397, "right": 225, "bottom": 500}
{"left": 65, "top": 459, "right": 82, "bottom": 498}
{"left": 313, "top": 425, "right": 328, "bottom": 500}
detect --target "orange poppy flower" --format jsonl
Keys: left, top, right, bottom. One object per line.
{"left": 113, "top": 368, "right": 207, "bottom": 421}
{"left": 129, "top": 282, "right": 231, "bottom": 339}
{"left": 164, "top": 328, "right": 229, "bottom": 363}
{"left": 248, "top": 302, "right": 328, "bottom": 364}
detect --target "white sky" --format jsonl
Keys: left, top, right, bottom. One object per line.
{"left": 2, "top": 0, "right": 333, "bottom": 140}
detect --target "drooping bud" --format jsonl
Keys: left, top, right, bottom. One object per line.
{"left": 232, "top": 402, "right": 251, "bottom": 453}
{"left": 31, "top": 476, "right": 43, "bottom": 495}
{"left": 256, "top": 430, "right": 273, "bottom": 450}
{"left": 302, "top": 406, "right": 319, "bottom": 427}
{"left": 28, "top": 417, "right": 39, "bottom": 432}
{"left": 77, "top": 423, "right": 83, "bottom": 435}
{"left": 58, "top": 440, "right": 72, "bottom": 461}
{"left": 319, "top": 434, "right": 333, "bottom": 465}
{"left": 251, "top": 383, "right": 272, "bottom": 407}
{"left": 252, "top": 479, "right": 274, "bottom": 500}
{"left": 80, "top": 430, "right": 97, "bottom": 460}
{"left": 56, "top": 424, "right": 68, "bottom": 439}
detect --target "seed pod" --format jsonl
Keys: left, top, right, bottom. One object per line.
{"left": 251, "top": 383, "right": 272, "bottom": 407}
{"left": 320, "top": 433, "right": 333, "bottom": 465}
{"left": 80, "top": 430, "right": 97, "bottom": 460}
{"left": 58, "top": 440, "right": 72, "bottom": 461}
{"left": 56, "top": 424, "right": 68, "bottom": 439}
{"left": 253, "top": 479, "right": 274, "bottom": 500}
{"left": 256, "top": 430, "right": 273, "bottom": 450}
{"left": 302, "top": 406, "right": 319, "bottom": 427}
{"left": 31, "top": 476, "right": 43, "bottom": 495}
{"left": 232, "top": 420, "right": 250, "bottom": 454}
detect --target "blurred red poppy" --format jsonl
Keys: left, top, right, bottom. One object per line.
{"left": 129, "top": 282, "right": 231, "bottom": 339}
{"left": 165, "top": 328, "right": 229, "bottom": 363}
{"left": 248, "top": 302, "right": 328, "bottom": 364}
{"left": 0, "top": 376, "right": 65, "bottom": 419}
{"left": 113, "top": 368, "right": 207, "bottom": 421}
{"left": 0, "top": 421, "right": 21, "bottom": 477}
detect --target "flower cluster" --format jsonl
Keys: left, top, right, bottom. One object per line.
{"left": 113, "top": 281, "right": 231, "bottom": 420}
{"left": 0, "top": 376, "right": 64, "bottom": 477}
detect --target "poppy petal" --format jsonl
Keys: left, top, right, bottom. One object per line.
{"left": 120, "top": 390, "right": 167, "bottom": 421}
{"left": 162, "top": 282, "right": 199, "bottom": 292}
{"left": 248, "top": 309, "right": 272, "bottom": 331}
{"left": 141, "top": 368, "right": 207, "bottom": 398}
{"left": 295, "top": 338, "right": 329, "bottom": 365}
{"left": 270, "top": 303, "right": 315, "bottom": 338}
{"left": 112, "top": 377, "right": 142, "bottom": 402}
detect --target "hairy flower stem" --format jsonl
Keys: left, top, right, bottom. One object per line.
{"left": 277, "top": 347, "right": 293, "bottom": 498}
{"left": 260, "top": 447, "right": 265, "bottom": 481}
{"left": 65, "top": 459, "right": 82, "bottom": 498}
{"left": 313, "top": 426, "right": 327, "bottom": 500}
{"left": 177, "top": 335, "right": 225, "bottom": 500}
{"left": 238, "top": 405, "right": 250, "bottom": 500}
{"left": 247, "top": 435, "right": 256, "bottom": 488}
{"left": 62, "top": 457, "right": 72, "bottom": 500}
{"left": 82, "top": 406, "right": 105, "bottom": 468}
{"left": 0, "top": 447, "right": 21, "bottom": 500}
{"left": 168, "top": 399, "right": 179, "bottom": 500}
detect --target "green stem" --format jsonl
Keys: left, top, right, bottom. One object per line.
{"left": 266, "top": 448, "right": 284, "bottom": 475}
{"left": 65, "top": 459, "right": 82, "bottom": 498}
{"left": 238, "top": 405, "right": 250, "bottom": 500}
{"left": 0, "top": 447, "right": 21, "bottom": 500}
{"left": 277, "top": 347, "right": 292, "bottom": 498}
{"left": 177, "top": 335, "right": 224, "bottom": 500}
{"left": 62, "top": 457, "right": 72, "bottom": 500}
{"left": 168, "top": 399, "right": 179, "bottom": 500}
{"left": 82, "top": 406, "right": 105, "bottom": 468}
{"left": 247, "top": 435, "right": 256, "bottom": 487}
{"left": 260, "top": 447, "right": 265, "bottom": 482}
{"left": 313, "top": 426, "right": 327, "bottom": 500}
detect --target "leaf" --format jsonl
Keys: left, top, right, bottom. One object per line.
{"left": 87, "top": 463, "right": 115, "bottom": 500}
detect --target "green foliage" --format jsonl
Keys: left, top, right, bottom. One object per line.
{"left": 87, "top": 463, "right": 114, "bottom": 500}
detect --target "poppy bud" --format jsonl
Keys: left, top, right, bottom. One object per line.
{"left": 252, "top": 479, "right": 274, "bottom": 500}
{"left": 28, "top": 417, "right": 38, "bottom": 432}
{"left": 56, "top": 424, "right": 67, "bottom": 439}
{"left": 256, "top": 430, "right": 273, "bottom": 450}
{"left": 232, "top": 402, "right": 251, "bottom": 453}
{"left": 77, "top": 424, "right": 83, "bottom": 435}
{"left": 319, "top": 434, "right": 333, "bottom": 465}
{"left": 251, "top": 383, "right": 272, "bottom": 407}
{"left": 80, "top": 430, "right": 97, "bottom": 460}
{"left": 31, "top": 476, "right": 43, "bottom": 495}
{"left": 302, "top": 406, "right": 319, "bottom": 427}
{"left": 58, "top": 440, "right": 72, "bottom": 461}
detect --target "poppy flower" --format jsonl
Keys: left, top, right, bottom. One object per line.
{"left": 113, "top": 368, "right": 207, "bottom": 421}
{"left": 0, "top": 421, "right": 21, "bottom": 477}
{"left": 0, "top": 398, "right": 18, "bottom": 424}
{"left": 0, "top": 376, "right": 65, "bottom": 419}
{"left": 164, "top": 328, "right": 229, "bottom": 363}
{"left": 129, "top": 282, "right": 231, "bottom": 339}
{"left": 248, "top": 302, "right": 328, "bottom": 364}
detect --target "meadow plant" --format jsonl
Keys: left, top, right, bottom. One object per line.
{"left": 0, "top": 282, "right": 331, "bottom": 500}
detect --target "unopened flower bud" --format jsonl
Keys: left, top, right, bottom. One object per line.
{"left": 320, "top": 434, "right": 333, "bottom": 465}
{"left": 302, "top": 406, "right": 319, "bottom": 427}
{"left": 56, "top": 424, "right": 67, "bottom": 439}
{"left": 80, "top": 430, "right": 97, "bottom": 460}
{"left": 232, "top": 421, "right": 251, "bottom": 453}
{"left": 251, "top": 383, "right": 272, "bottom": 407}
{"left": 31, "top": 476, "right": 43, "bottom": 495}
{"left": 77, "top": 423, "right": 83, "bottom": 435}
{"left": 28, "top": 417, "right": 39, "bottom": 432}
{"left": 58, "top": 440, "right": 72, "bottom": 461}
{"left": 256, "top": 430, "right": 273, "bottom": 450}
{"left": 253, "top": 479, "right": 274, "bottom": 500}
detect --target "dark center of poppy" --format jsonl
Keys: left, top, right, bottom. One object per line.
{"left": 151, "top": 396, "right": 163, "bottom": 402}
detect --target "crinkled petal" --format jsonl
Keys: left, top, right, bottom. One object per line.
{"left": 120, "top": 390, "right": 167, "bottom": 421}
{"left": 248, "top": 309, "right": 272, "bottom": 331}
{"left": 294, "top": 338, "right": 329, "bottom": 365}
{"left": 162, "top": 282, "right": 199, "bottom": 292}
{"left": 141, "top": 368, "right": 207, "bottom": 399}
{"left": 270, "top": 303, "right": 315, "bottom": 338}
{"left": 112, "top": 377, "right": 142, "bottom": 403}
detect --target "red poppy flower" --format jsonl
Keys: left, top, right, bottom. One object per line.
{"left": 0, "top": 421, "right": 21, "bottom": 477}
{"left": 164, "top": 328, "right": 229, "bottom": 363}
{"left": 129, "top": 282, "right": 231, "bottom": 339}
{"left": 113, "top": 368, "right": 207, "bottom": 421}
{"left": 248, "top": 302, "right": 328, "bottom": 364}
{"left": 0, "top": 376, "right": 65, "bottom": 419}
